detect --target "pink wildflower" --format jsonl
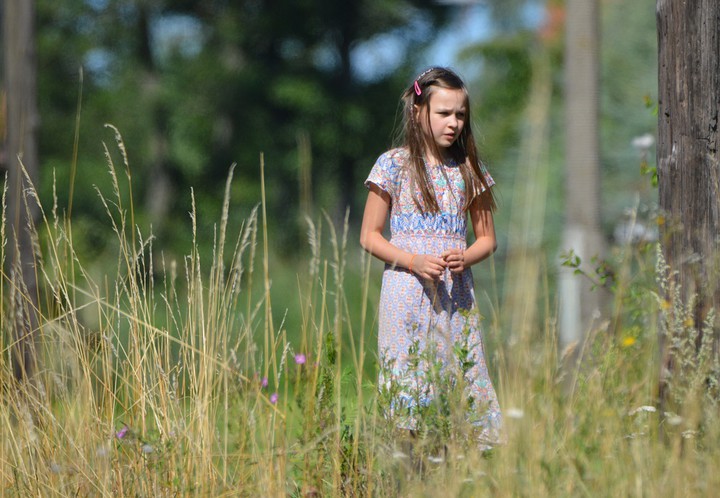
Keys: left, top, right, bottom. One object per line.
{"left": 270, "top": 393, "right": 279, "bottom": 404}
{"left": 261, "top": 376, "right": 268, "bottom": 388}
{"left": 294, "top": 353, "right": 306, "bottom": 365}
{"left": 116, "top": 425, "right": 129, "bottom": 440}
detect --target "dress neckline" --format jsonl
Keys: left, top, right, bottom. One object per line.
{"left": 424, "top": 156, "right": 459, "bottom": 168}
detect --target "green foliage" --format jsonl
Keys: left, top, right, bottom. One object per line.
{"left": 655, "top": 247, "right": 720, "bottom": 411}
{"left": 600, "top": 0, "right": 659, "bottom": 224}
{"left": 8, "top": 1, "right": 704, "bottom": 494}
{"left": 377, "top": 316, "right": 492, "bottom": 457}
{"left": 459, "top": 32, "right": 535, "bottom": 166}
{"left": 5, "top": 130, "right": 720, "bottom": 497}
{"left": 34, "top": 0, "right": 453, "bottom": 260}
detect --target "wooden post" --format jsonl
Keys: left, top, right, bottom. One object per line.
{"left": 656, "top": 0, "right": 720, "bottom": 345}
{"left": 3, "top": 0, "right": 41, "bottom": 384}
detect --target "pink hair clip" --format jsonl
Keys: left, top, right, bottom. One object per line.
{"left": 414, "top": 80, "right": 422, "bottom": 96}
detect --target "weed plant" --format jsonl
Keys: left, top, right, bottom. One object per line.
{"left": 2, "top": 133, "right": 720, "bottom": 496}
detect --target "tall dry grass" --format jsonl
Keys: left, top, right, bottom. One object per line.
{"left": 2, "top": 130, "right": 719, "bottom": 497}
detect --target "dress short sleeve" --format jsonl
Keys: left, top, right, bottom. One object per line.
{"left": 364, "top": 149, "right": 405, "bottom": 201}
{"left": 478, "top": 163, "right": 495, "bottom": 193}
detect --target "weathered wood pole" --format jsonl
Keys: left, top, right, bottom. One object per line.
{"left": 656, "top": 0, "right": 720, "bottom": 344}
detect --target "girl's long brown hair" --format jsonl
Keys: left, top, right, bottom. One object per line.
{"left": 400, "top": 67, "right": 496, "bottom": 213}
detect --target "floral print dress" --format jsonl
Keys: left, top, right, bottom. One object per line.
{"left": 365, "top": 147, "right": 502, "bottom": 446}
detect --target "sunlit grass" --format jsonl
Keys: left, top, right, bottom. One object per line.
{"left": 2, "top": 132, "right": 719, "bottom": 497}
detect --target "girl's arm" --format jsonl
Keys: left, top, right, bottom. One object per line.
{"left": 442, "top": 191, "right": 497, "bottom": 273}
{"left": 360, "top": 184, "right": 446, "bottom": 280}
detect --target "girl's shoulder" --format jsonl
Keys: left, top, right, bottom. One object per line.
{"left": 376, "top": 147, "right": 410, "bottom": 166}
{"left": 366, "top": 148, "right": 410, "bottom": 198}
{"left": 372, "top": 147, "right": 410, "bottom": 178}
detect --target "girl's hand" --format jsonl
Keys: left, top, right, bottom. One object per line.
{"left": 410, "top": 254, "right": 447, "bottom": 280}
{"left": 441, "top": 248, "right": 466, "bottom": 274}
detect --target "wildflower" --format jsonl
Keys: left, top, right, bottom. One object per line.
{"left": 391, "top": 450, "right": 409, "bottom": 460}
{"left": 261, "top": 377, "right": 268, "bottom": 388}
{"left": 624, "top": 432, "right": 647, "bottom": 439}
{"left": 631, "top": 133, "right": 655, "bottom": 151}
{"left": 621, "top": 336, "right": 636, "bottom": 347}
{"left": 116, "top": 425, "right": 129, "bottom": 439}
{"left": 270, "top": 393, "right": 278, "bottom": 404}
{"left": 294, "top": 353, "right": 306, "bottom": 365}
{"left": 141, "top": 444, "right": 154, "bottom": 454}
{"left": 506, "top": 408, "right": 524, "bottom": 419}
{"left": 628, "top": 405, "right": 656, "bottom": 416}
{"left": 667, "top": 415, "right": 683, "bottom": 426}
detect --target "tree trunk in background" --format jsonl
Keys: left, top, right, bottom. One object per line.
{"left": 137, "top": 2, "right": 174, "bottom": 237}
{"left": 559, "top": 0, "right": 606, "bottom": 353}
{"left": 334, "top": 2, "right": 359, "bottom": 222}
{"left": 656, "top": 0, "right": 720, "bottom": 389}
{"left": 3, "top": 0, "right": 41, "bottom": 384}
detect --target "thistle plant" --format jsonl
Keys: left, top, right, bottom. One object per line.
{"left": 377, "top": 313, "right": 494, "bottom": 471}
{"left": 655, "top": 245, "right": 720, "bottom": 421}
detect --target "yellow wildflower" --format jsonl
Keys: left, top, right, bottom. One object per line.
{"left": 621, "top": 336, "right": 637, "bottom": 347}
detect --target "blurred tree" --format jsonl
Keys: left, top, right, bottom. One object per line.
{"left": 460, "top": 0, "right": 658, "bottom": 349}
{"left": 657, "top": 0, "right": 719, "bottom": 388}
{"left": 3, "top": 0, "right": 41, "bottom": 385}
{"left": 35, "top": 0, "right": 452, "bottom": 254}
{"left": 558, "top": 0, "right": 606, "bottom": 351}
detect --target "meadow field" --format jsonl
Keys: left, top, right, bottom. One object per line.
{"left": 2, "top": 141, "right": 719, "bottom": 497}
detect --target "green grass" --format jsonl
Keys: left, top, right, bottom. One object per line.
{"left": 2, "top": 135, "right": 719, "bottom": 497}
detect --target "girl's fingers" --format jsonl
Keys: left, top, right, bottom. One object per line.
{"left": 441, "top": 250, "right": 465, "bottom": 273}
{"left": 412, "top": 254, "right": 460, "bottom": 279}
{"left": 415, "top": 256, "right": 437, "bottom": 279}
{"left": 441, "top": 249, "right": 463, "bottom": 261}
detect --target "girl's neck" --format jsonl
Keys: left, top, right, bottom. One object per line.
{"left": 424, "top": 147, "right": 451, "bottom": 165}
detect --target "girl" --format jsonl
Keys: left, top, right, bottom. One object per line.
{"left": 360, "top": 67, "right": 502, "bottom": 447}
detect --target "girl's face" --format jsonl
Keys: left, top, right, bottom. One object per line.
{"left": 416, "top": 87, "right": 467, "bottom": 155}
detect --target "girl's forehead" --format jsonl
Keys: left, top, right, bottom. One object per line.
{"left": 427, "top": 87, "right": 467, "bottom": 107}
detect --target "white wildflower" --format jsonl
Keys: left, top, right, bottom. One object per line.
{"left": 631, "top": 133, "right": 655, "bottom": 151}
{"left": 667, "top": 415, "right": 683, "bottom": 426}
{"left": 629, "top": 405, "right": 656, "bottom": 416}
{"left": 391, "top": 450, "right": 409, "bottom": 460}
{"left": 681, "top": 430, "right": 697, "bottom": 439}
{"left": 506, "top": 408, "right": 525, "bottom": 419}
